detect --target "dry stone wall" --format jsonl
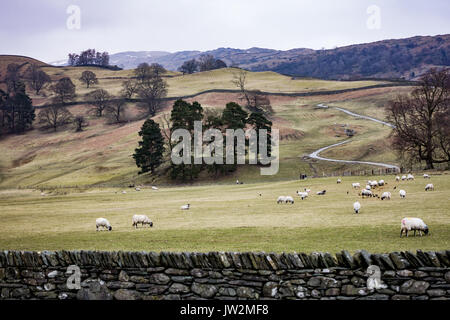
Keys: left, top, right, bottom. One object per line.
{"left": 0, "top": 250, "right": 449, "bottom": 300}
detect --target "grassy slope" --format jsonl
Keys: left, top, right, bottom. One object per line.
{"left": 0, "top": 175, "right": 448, "bottom": 252}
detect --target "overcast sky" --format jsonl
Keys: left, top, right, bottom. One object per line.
{"left": 1, "top": 0, "right": 449, "bottom": 63}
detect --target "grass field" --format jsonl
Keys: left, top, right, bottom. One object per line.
{"left": 0, "top": 175, "right": 448, "bottom": 253}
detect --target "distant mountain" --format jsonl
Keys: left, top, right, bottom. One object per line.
{"left": 49, "top": 34, "right": 450, "bottom": 80}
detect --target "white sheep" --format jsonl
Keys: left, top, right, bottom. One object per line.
{"left": 380, "top": 191, "right": 391, "bottom": 200}
{"left": 181, "top": 204, "right": 190, "bottom": 210}
{"left": 369, "top": 180, "right": 378, "bottom": 188}
{"left": 96, "top": 218, "right": 112, "bottom": 231}
{"left": 423, "top": 174, "right": 430, "bottom": 179}
{"left": 352, "top": 182, "right": 360, "bottom": 189}
{"left": 425, "top": 183, "right": 434, "bottom": 191}
{"left": 407, "top": 174, "right": 414, "bottom": 181}
{"left": 122, "top": 190, "right": 127, "bottom": 194}
{"left": 132, "top": 215, "right": 153, "bottom": 229}
{"left": 296, "top": 191, "right": 309, "bottom": 200}
{"left": 285, "top": 196, "right": 294, "bottom": 204}
{"left": 337, "top": 178, "right": 342, "bottom": 184}
{"left": 400, "top": 217, "right": 429, "bottom": 237}
{"left": 135, "top": 187, "right": 141, "bottom": 191}
{"left": 399, "top": 189, "right": 406, "bottom": 198}
{"left": 378, "top": 180, "right": 385, "bottom": 186}
{"left": 316, "top": 190, "right": 326, "bottom": 195}
{"left": 151, "top": 186, "right": 159, "bottom": 190}
{"left": 395, "top": 176, "right": 400, "bottom": 182}
{"left": 361, "top": 189, "right": 373, "bottom": 198}
{"left": 365, "top": 185, "right": 371, "bottom": 190}
{"left": 277, "top": 196, "right": 287, "bottom": 204}
{"left": 304, "top": 188, "right": 311, "bottom": 193}
{"left": 353, "top": 201, "right": 361, "bottom": 214}
{"left": 401, "top": 175, "right": 407, "bottom": 181}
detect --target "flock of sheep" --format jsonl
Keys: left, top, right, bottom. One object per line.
{"left": 276, "top": 173, "right": 434, "bottom": 238}
{"left": 96, "top": 174, "right": 434, "bottom": 238}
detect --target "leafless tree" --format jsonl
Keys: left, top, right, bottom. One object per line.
{"left": 86, "top": 89, "right": 111, "bottom": 117}
{"left": 387, "top": 68, "right": 450, "bottom": 169}
{"left": 25, "top": 64, "right": 51, "bottom": 95}
{"left": 38, "top": 103, "right": 73, "bottom": 131}
{"left": 137, "top": 76, "right": 168, "bottom": 116}
{"left": 121, "top": 79, "right": 138, "bottom": 99}
{"left": 106, "top": 98, "right": 128, "bottom": 123}
{"left": 51, "top": 77, "right": 76, "bottom": 105}
{"left": 79, "top": 71, "right": 99, "bottom": 88}
{"left": 74, "top": 115, "right": 88, "bottom": 132}
{"left": 232, "top": 70, "right": 272, "bottom": 115}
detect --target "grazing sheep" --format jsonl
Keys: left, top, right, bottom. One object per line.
{"left": 369, "top": 180, "right": 378, "bottom": 188}
{"left": 361, "top": 189, "right": 373, "bottom": 198}
{"left": 96, "top": 218, "right": 112, "bottom": 231}
{"left": 400, "top": 217, "right": 429, "bottom": 237}
{"left": 151, "top": 186, "right": 158, "bottom": 190}
{"left": 337, "top": 178, "right": 342, "bottom": 184}
{"left": 304, "top": 188, "right": 311, "bottom": 193}
{"left": 399, "top": 189, "right": 406, "bottom": 198}
{"left": 135, "top": 187, "right": 141, "bottom": 191}
{"left": 423, "top": 174, "right": 430, "bottom": 179}
{"left": 378, "top": 180, "right": 385, "bottom": 186}
{"left": 316, "top": 190, "right": 326, "bottom": 195}
{"left": 353, "top": 201, "right": 361, "bottom": 214}
{"left": 425, "top": 183, "right": 434, "bottom": 191}
{"left": 122, "top": 190, "right": 127, "bottom": 194}
{"left": 296, "top": 191, "right": 309, "bottom": 200}
{"left": 132, "top": 215, "right": 153, "bottom": 229}
{"left": 277, "top": 196, "right": 287, "bottom": 204}
{"left": 395, "top": 176, "right": 400, "bottom": 182}
{"left": 352, "top": 183, "right": 361, "bottom": 189}
{"left": 401, "top": 175, "right": 407, "bottom": 181}
{"left": 285, "top": 196, "right": 295, "bottom": 204}
{"left": 181, "top": 204, "right": 190, "bottom": 210}
{"left": 407, "top": 174, "right": 414, "bottom": 181}
{"left": 380, "top": 192, "right": 391, "bottom": 200}
{"left": 365, "top": 185, "right": 371, "bottom": 190}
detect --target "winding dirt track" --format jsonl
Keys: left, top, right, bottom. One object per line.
{"left": 308, "top": 104, "right": 399, "bottom": 170}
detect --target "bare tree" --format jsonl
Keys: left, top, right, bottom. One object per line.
{"left": 74, "top": 115, "right": 88, "bottom": 132}
{"left": 387, "top": 68, "right": 450, "bottom": 169}
{"left": 86, "top": 89, "right": 111, "bottom": 117}
{"left": 38, "top": 104, "right": 73, "bottom": 131}
{"left": 232, "top": 69, "right": 251, "bottom": 107}
{"left": 79, "top": 71, "right": 99, "bottom": 88}
{"left": 106, "top": 98, "right": 128, "bottom": 123}
{"left": 51, "top": 77, "right": 76, "bottom": 104}
{"left": 137, "top": 76, "right": 168, "bottom": 116}
{"left": 121, "top": 79, "right": 138, "bottom": 99}
{"left": 25, "top": 64, "right": 51, "bottom": 95}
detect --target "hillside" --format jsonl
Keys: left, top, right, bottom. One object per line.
{"left": 0, "top": 55, "right": 49, "bottom": 82}
{"left": 0, "top": 57, "right": 410, "bottom": 188}
{"left": 74, "top": 35, "right": 450, "bottom": 80}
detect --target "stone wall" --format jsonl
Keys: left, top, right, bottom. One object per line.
{"left": 0, "top": 250, "right": 449, "bottom": 300}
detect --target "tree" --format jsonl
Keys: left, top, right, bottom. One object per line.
{"left": 137, "top": 76, "right": 168, "bottom": 116}
{"left": 135, "top": 63, "right": 153, "bottom": 83}
{"left": 247, "top": 90, "right": 273, "bottom": 115}
{"left": 133, "top": 118, "right": 165, "bottom": 174}
{"left": 51, "top": 77, "right": 76, "bottom": 105}
{"left": 106, "top": 98, "right": 128, "bottom": 123}
{"left": 79, "top": 71, "right": 98, "bottom": 88}
{"left": 198, "top": 54, "right": 227, "bottom": 72}
{"left": 68, "top": 49, "right": 110, "bottom": 66}
{"left": 2, "top": 82, "right": 35, "bottom": 133}
{"left": 247, "top": 112, "right": 273, "bottom": 156}
{"left": 74, "top": 115, "right": 88, "bottom": 132}
{"left": 121, "top": 79, "right": 138, "bottom": 99}
{"left": 86, "top": 89, "right": 111, "bottom": 117}
{"left": 387, "top": 68, "right": 450, "bottom": 169}
{"left": 25, "top": 64, "right": 51, "bottom": 95}
{"left": 5, "top": 63, "right": 22, "bottom": 93}
{"left": 179, "top": 59, "right": 198, "bottom": 74}
{"left": 222, "top": 102, "right": 248, "bottom": 130}
{"left": 38, "top": 104, "right": 73, "bottom": 131}
{"left": 149, "top": 63, "right": 166, "bottom": 77}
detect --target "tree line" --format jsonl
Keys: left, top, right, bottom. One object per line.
{"left": 133, "top": 99, "right": 272, "bottom": 181}
{"left": 178, "top": 54, "right": 227, "bottom": 75}
{"left": 68, "top": 49, "right": 110, "bottom": 67}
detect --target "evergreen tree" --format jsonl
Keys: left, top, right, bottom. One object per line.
{"left": 247, "top": 112, "right": 273, "bottom": 157}
{"left": 133, "top": 118, "right": 165, "bottom": 174}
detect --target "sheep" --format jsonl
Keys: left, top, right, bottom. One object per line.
{"left": 353, "top": 201, "right": 361, "bottom": 214}
{"left": 380, "top": 191, "right": 391, "bottom": 200}
{"left": 96, "top": 218, "right": 112, "bottom": 231}
{"left": 151, "top": 186, "right": 159, "bottom": 190}
{"left": 395, "top": 176, "right": 400, "bottom": 182}
{"left": 401, "top": 175, "right": 407, "bottom": 181}
{"left": 277, "top": 196, "right": 287, "bottom": 204}
{"left": 132, "top": 215, "right": 153, "bottom": 229}
{"left": 361, "top": 189, "right": 373, "bottom": 198}
{"left": 316, "top": 190, "right": 326, "bottom": 195}
{"left": 369, "top": 180, "right": 378, "bottom": 188}
{"left": 181, "top": 204, "right": 190, "bottom": 210}
{"left": 365, "top": 185, "right": 371, "bottom": 190}
{"left": 423, "top": 174, "right": 430, "bottom": 179}
{"left": 425, "top": 183, "right": 434, "bottom": 191}
{"left": 304, "top": 188, "right": 311, "bottom": 193}
{"left": 399, "top": 189, "right": 406, "bottom": 198}
{"left": 296, "top": 191, "right": 308, "bottom": 200}
{"left": 407, "top": 174, "right": 414, "bottom": 181}
{"left": 352, "top": 182, "right": 361, "bottom": 189}
{"left": 122, "top": 190, "right": 127, "bottom": 194}
{"left": 337, "top": 178, "right": 342, "bottom": 184}
{"left": 378, "top": 180, "right": 385, "bottom": 186}
{"left": 135, "top": 187, "right": 141, "bottom": 191}
{"left": 285, "top": 196, "right": 295, "bottom": 204}
{"left": 400, "top": 217, "right": 429, "bottom": 237}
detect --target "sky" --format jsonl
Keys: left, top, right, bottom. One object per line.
{"left": 1, "top": 0, "right": 449, "bottom": 63}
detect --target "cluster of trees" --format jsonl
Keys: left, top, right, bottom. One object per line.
{"left": 179, "top": 54, "right": 227, "bottom": 74}
{"left": 0, "top": 64, "right": 36, "bottom": 135}
{"left": 387, "top": 68, "right": 450, "bottom": 169}
{"left": 68, "top": 49, "right": 110, "bottom": 67}
{"left": 133, "top": 99, "right": 272, "bottom": 181}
